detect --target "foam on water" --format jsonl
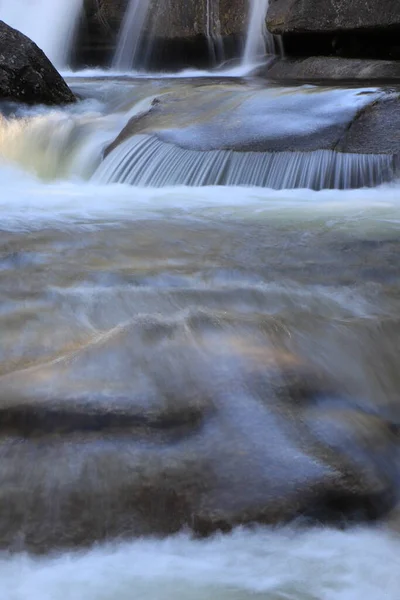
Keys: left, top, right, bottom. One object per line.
{"left": 0, "top": 526, "right": 399, "bottom": 600}
{"left": 0, "top": 161, "right": 400, "bottom": 232}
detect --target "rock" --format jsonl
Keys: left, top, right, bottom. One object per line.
{"left": 267, "top": 0, "right": 400, "bottom": 34}
{"left": 0, "top": 20, "right": 76, "bottom": 106}
{"left": 76, "top": 0, "right": 247, "bottom": 69}
{"left": 103, "top": 83, "right": 385, "bottom": 154}
{"left": 265, "top": 57, "right": 400, "bottom": 82}
{"left": 96, "top": 82, "right": 399, "bottom": 189}
{"left": 0, "top": 318, "right": 398, "bottom": 552}
{"left": 267, "top": 0, "right": 400, "bottom": 61}
{"left": 337, "top": 96, "right": 400, "bottom": 157}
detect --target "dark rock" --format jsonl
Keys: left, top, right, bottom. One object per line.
{"left": 75, "top": 0, "right": 247, "bottom": 69}
{"left": 0, "top": 20, "right": 76, "bottom": 106}
{"left": 267, "top": 0, "right": 400, "bottom": 61}
{"left": 267, "top": 0, "right": 400, "bottom": 34}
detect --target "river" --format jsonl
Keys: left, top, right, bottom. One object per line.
{"left": 0, "top": 73, "right": 400, "bottom": 598}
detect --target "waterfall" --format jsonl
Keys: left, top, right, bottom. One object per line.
{"left": 92, "top": 134, "right": 398, "bottom": 190}
{"left": 0, "top": 0, "right": 83, "bottom": 67}
{"left": 206, "top": 0, "right": 224, "bottom": 65}
{"left": 113, "top": 0, "right": 152, "bottom": 70}
{"left": 242, "top": 0, "right": 274, "bottom": 65}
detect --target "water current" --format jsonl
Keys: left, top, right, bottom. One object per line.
{"left": 0, "top": 72, "right": 400, "bottom": 598}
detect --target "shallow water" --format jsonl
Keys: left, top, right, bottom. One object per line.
{"left": 0, "top": 75, "right": 400, "bottom": 598}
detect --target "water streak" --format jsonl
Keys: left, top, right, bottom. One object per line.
{"left": 93, "top": 134, "right": 398, "bottom": 190}
{"left": 0, "top": 0, "right": 83, "bottom": 67}
{"left": 113, "top": 0, "right": 152, "bottom": 70}
{"left": 206, "top": 0, "right": 224, "bottom": 65}
{"left": 243, "top": 0, "right": 274, "bottom": 65}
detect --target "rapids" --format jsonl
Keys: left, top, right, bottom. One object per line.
{"left": 0, "top": 36, "right": 400, "bottom": 600}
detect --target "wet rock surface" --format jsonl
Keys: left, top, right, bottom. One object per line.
{"left": 0, "top": 312, "right": 399, "bottom": 551}
{"left": 0, "top": 21, "right": 76, "bottom": 106}
{"left": 104, "top": 83, "right": 388, "bottom": 154}
{"left": 101, "top": 81, "right": 400, "bottom": 184}
{"left": 77, "top": 0, "right": 247, "bottom": 69}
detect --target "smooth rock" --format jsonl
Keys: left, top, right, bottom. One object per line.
{"left": 0, "top": 319, "right": 398, "bottom": 552}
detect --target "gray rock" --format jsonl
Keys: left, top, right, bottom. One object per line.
{"left": 265, "top": 57, "right": 400, "bottom": 82}
{"left": 337, "top": 96, "right": 400, "bottom": 156}
{"left": 0, "top": 20, "right": 76, "bottom": 106}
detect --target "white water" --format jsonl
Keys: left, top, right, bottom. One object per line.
{"left": 93, "top": 134, "right": 395, "bottom": 190}
{"left": 1, "top": 527, "right": 400, "bottom": 600}
{"left": 113, "top": 0, "right": 152, "bottom": 71}
{"left": 0, "top": 0, "right": 83, "bottom": 67}
{"left": 243, "top": 0, "right": 274, "bottom": 65}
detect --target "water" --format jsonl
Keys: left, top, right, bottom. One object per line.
{"left": 243, "top": 0, "right": 274, "bottom": 65}
{"left": 0, "top": 0, "right": 83, "bottom": 67}
{"left": 1, "top": 527, "right": 400, "bottom": 599}
{"left": 93, "top": 134, "right": 396, "bottom": 189}
{"left": 113, "top": 0, "right": 152, "bottom": 71}
{"left": 1, "top": 73, "right": 400, "bottom": 597}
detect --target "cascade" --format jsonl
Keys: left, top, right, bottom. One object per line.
{"left": 0, "top": 0, "right": 83, "bottom": 67}
{"left": 243, "top": 0, "right": 274, "bottom": 65}
{"left": 113, "top": 0, "right": 152, "bottom": 70}
{"left": 92, "top": 134, "right": 397, "bottom": 190}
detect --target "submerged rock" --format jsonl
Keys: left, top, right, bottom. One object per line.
{"left": 0, "top": 318, "right": 399, "bottom": 552}
{"left": 0, "top": 21, "right": 76, "bottom": 106}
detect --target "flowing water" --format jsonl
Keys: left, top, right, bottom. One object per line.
{"left": 0, "top": 0, "right": 83, "bottom": 66}
{"left": 113, "top": 0, "right": 152, "bottom": 71}
{"left": 0, "top": 73, "right": 400, "bottom": 597}
{"left": 243, "top": 0, "right": 274, "bottom": 65}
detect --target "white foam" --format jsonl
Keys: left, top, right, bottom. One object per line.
{"left": 0, "top": 526, "right": 399, "bottom": 600}
{"left": 0, "top": 163, "right": 399, "bottom": 232}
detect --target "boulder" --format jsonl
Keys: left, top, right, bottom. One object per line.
{"left": 0, "top": 317, "right": 399, "bottom": 552}
{"left": 267, "top": 0, "right": 400, "bottom": 34}
{"left": 265, "top": 57, "right": 400, "bottom": 81}
{"left": 267, "top": 0, "right": 400, "bottom": 60}
{"left": 0, "top": 21, "right": 76, "bottom": 106}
